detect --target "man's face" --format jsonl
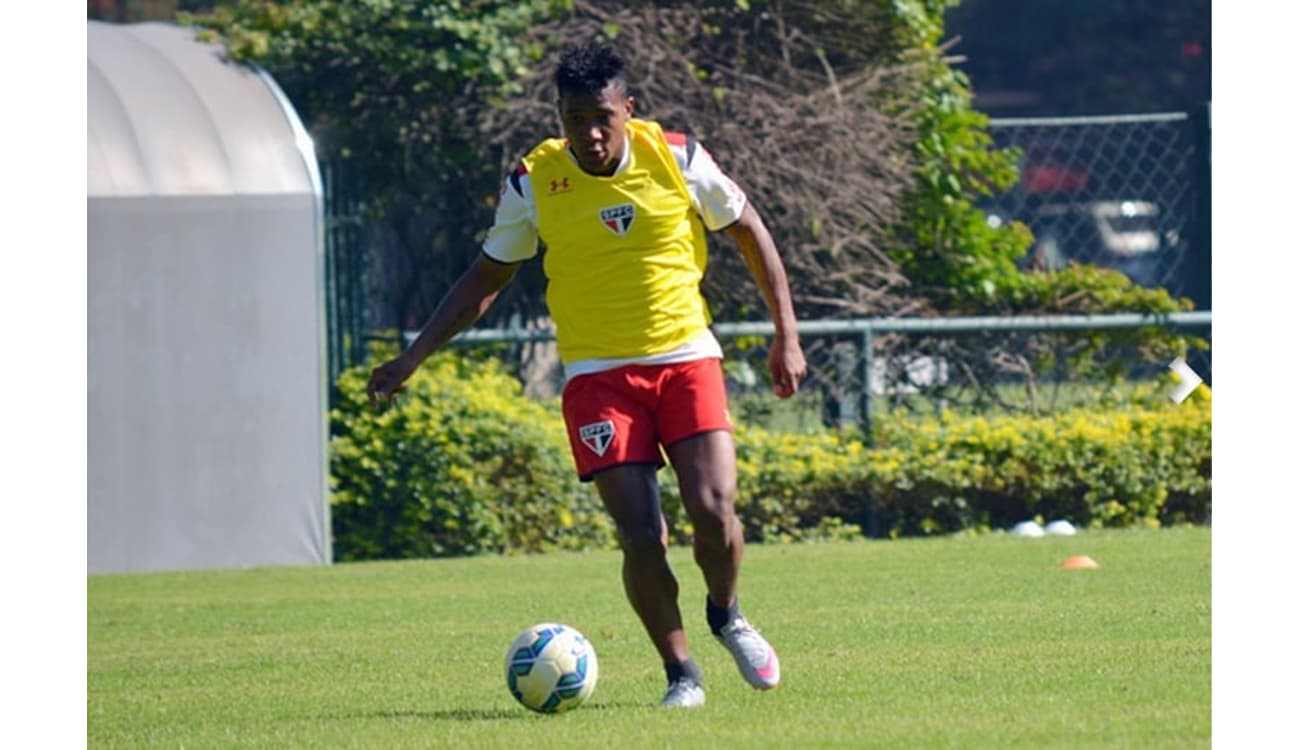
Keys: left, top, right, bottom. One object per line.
{"left": 558, "top": 82, "right": 633, "bottom": 176}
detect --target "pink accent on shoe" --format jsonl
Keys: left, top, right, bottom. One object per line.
{"left": 715, "top": 616, "right": 781, "bottom": 689}
{"left": 755, "top": 650, "right": 779, "bottom": 682}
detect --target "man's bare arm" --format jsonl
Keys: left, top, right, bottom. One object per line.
{"left": 367, "top": 253, "right": 520, "bottom": 407}
{"left": 723, "top": 203, "right": 807, "bottom": 398}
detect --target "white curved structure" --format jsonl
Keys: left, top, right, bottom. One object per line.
{"left": 88, "top": 21, "right": 330, "bottom": 573}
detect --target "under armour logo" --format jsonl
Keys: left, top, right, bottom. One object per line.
{"left": 579, "top": 420, "right": 615, "bottom": 456}
{"left": 549, "top": 177, "right": 572, "bottom": 194}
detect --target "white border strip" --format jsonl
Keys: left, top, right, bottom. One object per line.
{"left": 254, "top": 66, "right": 333, "bottom": 565}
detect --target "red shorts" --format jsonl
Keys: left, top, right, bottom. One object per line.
{"left": 561, "top": 358, "right": 732, "bottom": 481}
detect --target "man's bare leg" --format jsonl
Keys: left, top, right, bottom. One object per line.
{"left": 593, "top": 464, "right": 691, "bottom": 665}
{"left": 667, "top": 430, "right": 781, "bottom": 690}
{"left": 665, "top": 430, "right": 743, "bottom": 610}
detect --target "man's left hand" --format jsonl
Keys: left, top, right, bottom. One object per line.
{"left": 768, "top": 336, "right": 807, "bottom": 399}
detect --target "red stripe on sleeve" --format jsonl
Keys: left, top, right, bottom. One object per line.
{"left": 664, "top": 131, "right": 688, "bottom": 147}
{"left": 507, "top": 163, "right": 527, "bottom": 197}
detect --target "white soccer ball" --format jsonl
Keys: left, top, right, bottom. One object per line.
{"left": 504, "top": 623, "right": 599, "bottom": 714}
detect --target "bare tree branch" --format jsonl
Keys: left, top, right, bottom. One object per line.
{"left": 479, "top": 0, "right": 931, "bottom": 322}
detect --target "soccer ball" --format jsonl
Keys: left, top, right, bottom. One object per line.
{"left": 504, "top": 623, "right": 599, "bottom": 714}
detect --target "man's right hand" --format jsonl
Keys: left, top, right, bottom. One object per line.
{"left": 367, "top": 354, "right": 418, "bottom": 411}
{"left": 364, "top": 254, "right": 520, "bottom": 412}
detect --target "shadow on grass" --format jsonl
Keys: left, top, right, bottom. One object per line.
{"left": 325, "top": 701, "right": 640, "bottom": 723}
{"left": 371, "top": 708, "right": 524, "bottom": 722}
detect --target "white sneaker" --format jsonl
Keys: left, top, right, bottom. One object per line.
{"left": 660, "top": 679, "right": 706, "bottom": 708}
{"left": 714, "top": 616, "right": 780, "bottom": 689}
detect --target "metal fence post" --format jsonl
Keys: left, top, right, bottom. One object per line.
{"left": 859, "top": 326, "right": 874, "bottom": 447}
{"left": 859, "top": 325, "right": 878, "bottom": 539}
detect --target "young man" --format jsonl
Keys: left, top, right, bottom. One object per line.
{"left": 367, "top": 43, "right": 806, "bottom": 708}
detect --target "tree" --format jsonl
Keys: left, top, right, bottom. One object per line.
{"left": 484, "top": 0, "right": 1194, "bottom": 408}
{"left": 480, "top": 0, "right": 928, "bottom": 321}
{"left": 182, "top": 0, "right": 566, "bottom": 329}
{"left": 90, "top": 1, "right": 220, "bottom": 23}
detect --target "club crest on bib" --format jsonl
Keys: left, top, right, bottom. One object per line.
{"left": 598, "top": 204, "right": 635, "bottom": 236}
{"left": 579, "top": 420, "right": 615, "bottom": 456}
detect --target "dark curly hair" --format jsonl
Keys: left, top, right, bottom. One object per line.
{"left": 554, "top": 42, "right": 629, "bottom": 98}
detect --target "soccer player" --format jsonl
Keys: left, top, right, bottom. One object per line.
{"left": 367, "top": 42, "right": 806, "bottom": 708}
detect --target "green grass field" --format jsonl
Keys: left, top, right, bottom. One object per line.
{"left": 88, "top": 527, "right": 1210, "bottom": 749}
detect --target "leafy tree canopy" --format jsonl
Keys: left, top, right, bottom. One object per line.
{"left": 183, "top": 0, "right": 564, "bottom": 209}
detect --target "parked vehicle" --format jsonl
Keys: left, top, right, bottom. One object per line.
{"left": 1023, "top": 199, "right": 1176, "bottom": 286}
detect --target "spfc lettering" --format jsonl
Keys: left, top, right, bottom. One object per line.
{"left": 599, "top": 204, "right": 635, "bottom": 235}
{"left": 579, "top": 420, "right": 616, "bottom": 456}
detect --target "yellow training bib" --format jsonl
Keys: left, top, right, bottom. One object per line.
{"left": 522, "top": 119, "right": 711, "bottom": 363}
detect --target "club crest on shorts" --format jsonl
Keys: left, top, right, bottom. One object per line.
{"left": 598, "top": 203, "right": 635, "bottom": 235}
{"left": 579, "top": 420, "right": 615, "bottom": 456}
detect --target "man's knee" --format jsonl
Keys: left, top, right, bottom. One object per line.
{"left": 617, "top": 522, "right": 668, "bottom": 559}
{"left": 686, "top": 483, "right": 737, "bottom": 539}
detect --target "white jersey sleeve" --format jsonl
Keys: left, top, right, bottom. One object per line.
{"left": 481, "top": 168, "right": 539, "bottom": 263}
{"left": 669, "top": 138, "right": 749, "bottom": 232}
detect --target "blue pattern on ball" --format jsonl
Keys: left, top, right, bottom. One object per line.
{"left": 509, "top": 625, "right": 562, "bottom": 677}
{"left": 506, "top": 624, "right": 595, "bottom": 713}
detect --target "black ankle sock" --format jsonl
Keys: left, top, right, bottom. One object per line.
{"left": 706, "top": 595, "right": 741, "bottom": 635}
{"left": 665, "top": 658, "right": 703, "bottom": 686}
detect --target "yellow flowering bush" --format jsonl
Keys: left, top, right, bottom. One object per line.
{"left": 726, "top": 386, "right": 1211, "bottom": 540}
{"left": 329, "top": 352, "right": 616, "bottom": 561}
{"left": 331, "top": 350, "right": 1210, "bottom": 558}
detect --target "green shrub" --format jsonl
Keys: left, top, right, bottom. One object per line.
{"left": 330, "top": 354, "right": 1209, "bottom": 559}
{"left": 655, "top": 426, "right": 869, "bottom": 546}
{"left": 717, "top": 385, "right": 1211, "bottom": 541}
{"left": 329, "top": 352, "right": 616, "bottom": 561}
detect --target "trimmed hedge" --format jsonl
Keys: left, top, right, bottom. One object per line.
{"left": 718, "top": 384, "right": 1211, "bottom": 543}
{"left": 331, "top": 355, "right": 1211, "bottom": 559}
{"left": 329, "top": 353, "right": 616, "bottom": 561}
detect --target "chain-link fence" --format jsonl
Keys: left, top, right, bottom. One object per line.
{"left": 328, "top": 108, "right": 1213, "bottom": 395}
{"left": 986, "top": 108, "right": 1211, "bottom": 307}
{"left": 716, "top": 314, "right": 1211, "bottom": 438}
{"left": 322, "top": 161, "right": 372, "bottom": 388}
{"left": 429, "top": 312, "right": 1211, "bottom": 439}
